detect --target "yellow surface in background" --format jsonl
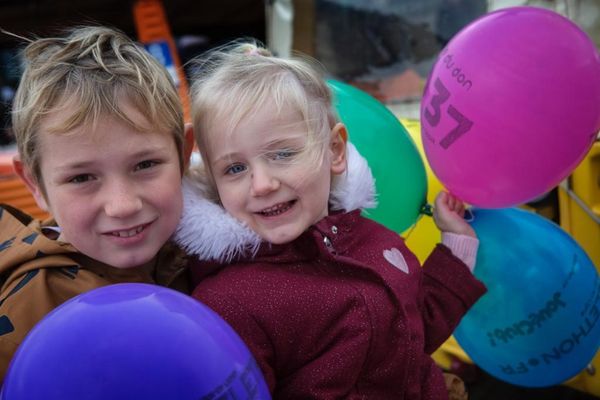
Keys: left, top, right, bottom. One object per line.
{"left": 399, "top": 118, "right": 468, "bottom": 368}
{"left": 399, "top": 118, "right": 442, "bottom": 263}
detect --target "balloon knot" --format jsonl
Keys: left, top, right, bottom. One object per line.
{"left": 420, "top": 203, "right": 433, "bottom": 217}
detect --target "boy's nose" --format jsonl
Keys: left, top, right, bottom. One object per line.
{"left": 250, "top": 167, "right": 279, "bottom": 197}
{"left": 103, "top": 184, "right": 143, "bottom": 218}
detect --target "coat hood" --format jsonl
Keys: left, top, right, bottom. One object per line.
{"left": 174, "top": 142, "right": 377, "bottom": 263}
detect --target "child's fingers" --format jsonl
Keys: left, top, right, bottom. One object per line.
{"left": 447, "top": 194, "right": 457, "bottom": 211}
{"left": 456, "top": 199, "right": 465, "bottom": 213}
{"left": 435, "top": 190, "right": 448, "bottom": 205}
{"left": 445, "top": 192, "right": 467, "bottom": 216}
{"left": 434, "top": 191, "right": 447, "bottom": 213}
{"left": 443, "top": 192, "right": 458, "bottom": 212}
{"left": 456, "top": 203, "right": 465, "bottom": 218}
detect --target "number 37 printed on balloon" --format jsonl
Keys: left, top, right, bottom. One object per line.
{"left": 420, "top": 6, "right": 600, "bottom": 208}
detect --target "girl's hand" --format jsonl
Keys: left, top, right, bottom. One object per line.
{"left": 432, "top": 191, "right": 476, "bottom": 238}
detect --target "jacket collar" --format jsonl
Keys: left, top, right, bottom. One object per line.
{"left": 174, "top": 142, "right": 376, "bottom": 262}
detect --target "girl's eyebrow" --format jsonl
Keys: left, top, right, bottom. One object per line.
{"left": 261, "top": 135, "right": 306, "bottom": 150}
{"left": 212, "top": 152, "right": 242, "bottom": 165}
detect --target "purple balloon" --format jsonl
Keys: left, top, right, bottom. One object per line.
{"left": 2, "top": 283, "right": 271, "bottom": 400}
{"left": 421, "top": 6, "right": 600, "bottom": 208}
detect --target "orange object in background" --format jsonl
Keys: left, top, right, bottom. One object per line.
{"left": 0, "top": 151, "right": 13, "bottom": 176}
{"left": 133, "top": 0, "right": 191, "bottom": 123}
{"left": 0, "top": 150, "right": 50, "bottom": 220}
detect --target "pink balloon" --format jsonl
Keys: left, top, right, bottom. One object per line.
{"left": 421, "top": 6, "right": 600, "bottom": 208}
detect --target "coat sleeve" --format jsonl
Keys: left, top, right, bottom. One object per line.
{"left": 419, "top": 244, "right": 487, "bottom": 353}
{"left": 0, "top": 267, "right": 82, "bottom": 382}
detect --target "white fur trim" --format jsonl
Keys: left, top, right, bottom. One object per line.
{"left": 174, "top": 141, "right": 377, "bottom": 261}
{"left": 174, "top": 177, "right": 262, "bottom": 262}
{"left": 330, "top": 142, "right": 377, "bottom": 212}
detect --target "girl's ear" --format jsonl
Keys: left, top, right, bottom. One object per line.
{"left": 330, "top": 123, "right": 347, "bottom": 175}
{"left": 13, "top": 156, "right": 49, "bottom": 211}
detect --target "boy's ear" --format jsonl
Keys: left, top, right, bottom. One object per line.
{"left": 330, "top": 123, "right": 347, "bottom": 175}
{"left": 183, "top": 123, "right": 195, "bottom": 170}
{"left": 12, "top": 155, "right": 49, "bottom": 211}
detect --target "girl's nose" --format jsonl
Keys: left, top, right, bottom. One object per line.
{"left": 250, "top": 166, "right": 280, "bottom": 196}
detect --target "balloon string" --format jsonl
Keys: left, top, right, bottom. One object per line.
{"left": 402, "top": 214, "right": 422, "bottom": 240}
{"left": 404, "top": 203, "right": 432, "bottom": 240}
{"left": 464, "top": 208, "right": 474, "bottom": 222}
{"left": 405, "top": 204, "right": 475, "bottom": 240}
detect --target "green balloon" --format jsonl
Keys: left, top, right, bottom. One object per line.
{"left": 328, "top": 80, "right": 427, "bottom": 233}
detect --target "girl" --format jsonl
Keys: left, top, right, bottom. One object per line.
{"left": 176, "top": 41, "right": 486, "bottom": 399}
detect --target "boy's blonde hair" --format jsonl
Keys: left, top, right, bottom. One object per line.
{"left": 11, "top": 26, "right": 185, "bottom": 185}
{"left": 190, "top": 40, "right": 339, "bottom": 198}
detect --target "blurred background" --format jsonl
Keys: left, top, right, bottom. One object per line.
{"left": 0, "top": 0, "right": 598, "bottom": 146}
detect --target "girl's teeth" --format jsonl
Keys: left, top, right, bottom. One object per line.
{"left": 261, "top": 202, "right": 292, "bottom": 216}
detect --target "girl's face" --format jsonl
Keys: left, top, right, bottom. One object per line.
{"left": 206, "top": 100, "right": 346, "bottom": 244}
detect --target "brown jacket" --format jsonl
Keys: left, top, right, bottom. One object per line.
{"left": 0, "top": 204, "right": 189, "bottom": 381}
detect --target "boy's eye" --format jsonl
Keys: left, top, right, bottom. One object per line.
{"left": 68, "top": 174, "right": 93, "bottom": 184}
{"left": 135, "top": 160, "right": 159, "bottom": 171}
{"left": 225, "top": 164, "right": 247, "bottom": 175}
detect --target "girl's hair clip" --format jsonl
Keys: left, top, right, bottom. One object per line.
{"left": 246, "top": 47, "right": 260, "bottom": 56}
{"left": 242, "top": 44, "right": 271, "bottom": 57}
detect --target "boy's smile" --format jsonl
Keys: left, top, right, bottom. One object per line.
{"left": 105, "top": 223, "right": 151, "bottom": 239}
{"left": 27, "top": 101, "right": 183, "bottom": 269}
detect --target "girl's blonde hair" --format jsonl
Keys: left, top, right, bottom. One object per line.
{"left": 11, "top": 25, "right": 185, "bottom": 185}
{"left": 189, "top": 39, "right": 339, "bottom": 199}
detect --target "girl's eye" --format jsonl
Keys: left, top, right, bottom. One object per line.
{"left": 271, "top": 150, "right": 296, "bottom": 160}
{"left": 135, "top": 160, "right": 159, "bottom": 171}
{"left": 68, "top": 174, "right": 93, "bottom": 184}
{"left": 225, "top": 164, "right": 247, "bottom": 175}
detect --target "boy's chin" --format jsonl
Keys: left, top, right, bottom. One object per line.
{"left": 100, "top": 254, "right": 156, "bottom": 270}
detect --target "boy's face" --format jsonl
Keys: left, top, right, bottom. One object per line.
{"left": 206, "top": 100, "right": 346, "bottom": 245}
{"left": 23, "top": 102, "right": 183, "bottom": 269}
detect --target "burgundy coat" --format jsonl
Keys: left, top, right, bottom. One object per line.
{"left": 191, "top": 210, "right": 486, "bottom": 399}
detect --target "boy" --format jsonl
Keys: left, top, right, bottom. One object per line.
{"left": 0, "top": 26, "right": 193, "bottom": 380}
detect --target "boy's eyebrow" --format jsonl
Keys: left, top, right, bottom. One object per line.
{"left": 128, "top": 147, "right": 173, "bottom": 158}
{"left": 54, "top": 147, "right": 171, "bottom": 171}
{"left": 53, "top": 160, "right": 96, "bottom": 172}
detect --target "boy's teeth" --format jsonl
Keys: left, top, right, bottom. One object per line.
{"left": 112, "top": 226, "right": 144, "bottom": 237}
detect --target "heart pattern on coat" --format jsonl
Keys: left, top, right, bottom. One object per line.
{"left": 383, "top": 247, "right": 409, "bottom": 274}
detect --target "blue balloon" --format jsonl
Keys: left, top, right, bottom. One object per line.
{"left": 455, "top": 208, "right": 600, "bottom": 387}
{"left": 2, "top": 283, "right": 271, "bottom": 400}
